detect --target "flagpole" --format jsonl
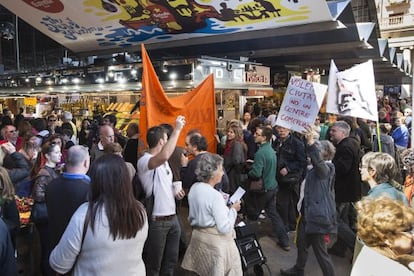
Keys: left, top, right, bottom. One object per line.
{"left": 411, "top": 49, "right": 414, "bottom": 148}
{"left": 376, "top": 122, "right": 382, "bottom": 153}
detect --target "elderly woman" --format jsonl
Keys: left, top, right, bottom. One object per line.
{"left": 351, "top": 197, "right": 414, "bottom": 275}
{"left": 281, "top": 127, "right": 337, "bottom": 276}
{"left": 360, "top": 152, "right": 407, "bottom": 204}
{"left": 181, "top": 153, "right": 242, "bottom": 276}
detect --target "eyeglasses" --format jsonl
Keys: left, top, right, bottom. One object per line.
{"left": 49, "top": 119, "right": 56, "bottom": 122}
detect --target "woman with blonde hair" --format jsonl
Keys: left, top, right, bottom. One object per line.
{"left": 0, "top": 166, "right": 19, "bottom": 246}
{"left": 223, "top": 122, "right": 246, "bottom": 193}
{"left": 351, "top": 197, "right": 414, "bottom": 275}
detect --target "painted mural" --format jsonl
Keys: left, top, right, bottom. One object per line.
{"left": 1, "top": 0, "right": 332, "bottom": 53}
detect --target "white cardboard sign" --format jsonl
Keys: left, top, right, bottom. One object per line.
{"left": 326, "top": 60, "right": 378, "bottom": 121}
{"left": 276, "top": 77, "right": 327, "bottom": 133}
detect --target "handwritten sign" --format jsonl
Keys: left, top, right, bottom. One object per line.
{"left": 276, "top": 77, "right": 327, "bottom": 133}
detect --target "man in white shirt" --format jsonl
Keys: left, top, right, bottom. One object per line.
{"left": 137, "top": 115, "right": 186, "bottom": 276}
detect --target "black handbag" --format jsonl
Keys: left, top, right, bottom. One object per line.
{"left": 249, "top": 178, "right": 265, "bottom": 193}
{"left": 30, "top": 202, "right": 48, "bottom": 223}
{"left": 277, "top": 172, "right": 301, "bottom": 188}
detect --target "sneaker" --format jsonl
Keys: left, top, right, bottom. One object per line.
{"left": 280, "top": 266, "right": 304, "bottom": 276}
{"left": 277, "top": 241, "right": 291, "bottom": 251}
{"left": 258, "top": 214, "right": 266, "bottom": 219}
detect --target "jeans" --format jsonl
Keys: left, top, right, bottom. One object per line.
{"left": 144, "top": 216, "right": 181, "bottom": 276}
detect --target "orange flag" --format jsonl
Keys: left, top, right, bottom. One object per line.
{"left": 139, "top": 44, "right": 217, "bottom": 152}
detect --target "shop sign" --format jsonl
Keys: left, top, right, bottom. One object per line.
{"left": 24, "top": 97, "right": 37, "bottom": 106}
{"left": 245, "top": 66, "right": 270, "bottom": 85}
{"left": 247, "top": 89, "right": 273, "bottom": 97}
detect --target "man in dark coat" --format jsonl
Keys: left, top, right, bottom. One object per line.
{"left": 329, "top": 120, "right": 362, "bottom": 257}
{"left": 46, "top": 145, "right": 91, "bottom": 250}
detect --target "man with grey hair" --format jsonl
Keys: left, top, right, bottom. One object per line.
{"left": 328, "top": 120, "right": 361, "bottom": 258}
{"left": 46, "top": 145, "right": 91, "bottom": 252}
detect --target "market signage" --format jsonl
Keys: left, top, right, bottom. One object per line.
{"left": 245, "top": 65, "right": 270, "bottom": 85}
{"left": 24, "top": 97, "right": 37, "bottom": 106}
{"left": 276, "top": 77, "right": 327, "bottom": 133}
{"left": 0, "top": 0, "right": 333, "bottom": 53}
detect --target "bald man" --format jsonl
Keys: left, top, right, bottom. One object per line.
{"left": 46, "top": 145, "right": 91, "bottom": 250}
{"left": 90, "top": 125, "right": 114, "bottom": 163}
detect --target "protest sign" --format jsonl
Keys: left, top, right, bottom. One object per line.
{"left": 276, "top": 77, "right": 327, "bottom": 133}
{"left": 327, "top": 59, "right": 378, "bottom": 121}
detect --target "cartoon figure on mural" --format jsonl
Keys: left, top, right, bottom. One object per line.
{"left": 336, "top": 76, "right": 373, "bottom": 116}
{"left": 99, "top": 0, "right": 286, "bottom": 34}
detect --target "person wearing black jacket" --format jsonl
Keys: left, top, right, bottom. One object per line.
{"left": 181, "top": 131, "right": 229, "bottom": 193}
{"left": 1, "top": 142, "right": 30, "bottom": 185}
{"left": 46, "top": 145, "right": 90, "bottom": 251}
{"left": 328, "top": 120, "right": 362, "bottom": 258}
{"left": 0, "top": 218, "right": 17, "bottom": 275}
{"left": 273, "top": 126, "right": 307, "bottom": 231}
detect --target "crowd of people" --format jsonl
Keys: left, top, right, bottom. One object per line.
{"left": 0, "top": 94, "right": 414, "bottom": 276}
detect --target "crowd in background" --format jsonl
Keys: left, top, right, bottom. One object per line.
{"left": 1, "top": 93, "right": 414, "bottom": 275}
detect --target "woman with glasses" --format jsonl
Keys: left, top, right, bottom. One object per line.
{"left": 50, "top": 154, "right": 148, "bottom": 275}
{"left": 351, "top": 196, "right": 414, "bottom": 275}
{"left": 360, "top": 152, "right": 407, "bottom": 204}
{"left": 31, "top": 141, "right": 62, "bottom": 276}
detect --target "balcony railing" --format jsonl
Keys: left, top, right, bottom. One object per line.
{"left": 379, "top": 13, "right": 414, "bottom": 30}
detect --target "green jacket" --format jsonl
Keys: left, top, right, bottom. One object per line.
{"left": 248, "top": 142, "right": 277, "bottom": 190}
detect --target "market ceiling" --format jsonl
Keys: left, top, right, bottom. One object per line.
{"left": 0, "top": 0, "right": 411, "bottom": 85}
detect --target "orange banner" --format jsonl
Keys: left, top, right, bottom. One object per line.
{"left": 139, "top": 44, "right": 217, "bottom": 152}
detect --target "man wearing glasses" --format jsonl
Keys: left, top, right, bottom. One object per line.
{"left": 247, "top": 126, "right": 290, "bottom": 251}
{"left": 47, "top": 114, "right": 60, "bottom": 136}
{"left": 0, "top": 125, "right": 22, "bottom": 149}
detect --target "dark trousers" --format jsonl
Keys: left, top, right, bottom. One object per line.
{"left": 276, "top": 186, "right": 299, "bottom": 231}
{"left": 331, "top": 202, "right": 356, "bottom": 254}
{"left": 296, "top": 218, "right": 335, "bottom": 276}
{"left": 35, "top": 221, "right": 54, "bottom": 276}
{"left": 144, "top": 216, "right": 181, "bottom": 276}
{"left": 264, "top": 189, "right": 289, "bottom": 246}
